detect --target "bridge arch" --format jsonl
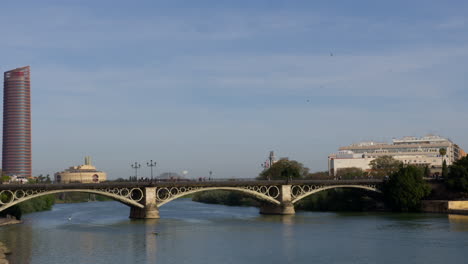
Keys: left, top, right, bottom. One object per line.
{"left": 0, "top": 189, "right": 144, "bottom": 213}
{"left": 156, "top": 186, "right": 281, "bottom": 207}
{"left": 291, "top": 185, "right": 381, "bottom": 204}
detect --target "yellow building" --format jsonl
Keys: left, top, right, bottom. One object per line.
{"left": 55, "top": 156, "right": 107, "bottom": 183}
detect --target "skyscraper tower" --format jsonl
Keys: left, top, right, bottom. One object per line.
{"left": 2, "top": 66, "right": 31, "bottom": 177}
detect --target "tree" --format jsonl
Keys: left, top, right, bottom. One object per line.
{"left": 1, "top": 175, "right": 10, "bottom": 183}
{"left": 36, "top": 174, "right": 45, "bottom": 183}
{"left": 442, "top": 160, "right": 448, "bottom": 179}
{"left": 336, "top": 167, "right": 364, "bottom": 179}
{"left": 0, "top": 169, "right": 10, "bottom": 183}
{"left": 257, "top": 158, "right": 309, "bottom": 180}
{"left": 423, "top": 165, "right": 431, "bottom": 178}
{"left": 439, "top": 148, "right": 447, "bottom": 178}
{"left": 305, "top": 171, "right": 330, "bottom": 180}
{"left": 446, "top": 156, "right": 468, "bottom": 192}
{"left": 383, "top": 165, "right": 431, "bottom": 212}
{"left": 369, "top": 155, "right": 402, "bottom": 178}
{"left": 439, "top": 148, "right": 447, "bottom": 159}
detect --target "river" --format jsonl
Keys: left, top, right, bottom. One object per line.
{"left": 1, "top": 199, "right": 468, "bottom": 264}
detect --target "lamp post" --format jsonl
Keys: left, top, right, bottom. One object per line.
{"left": 131, "top": 162, "right": 141, "bottom": 181}
{"left": 147, "top": 160, "right": 157, "bottom": 181}
{"left": 261, "top": 161, "right": 271, "bottom": 180}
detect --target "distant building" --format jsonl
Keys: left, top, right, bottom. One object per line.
{"left": 157, "top": 172, "right": 183, "bottom": 180}
{"left": 2, "top": 66, "right": 32, "bottom": 178}
{"left": 55, "top": 156, "right": 107, "bottom": 183}
{"left": 328, "top": 135, "right": 466, "bottom": 176}
{"left": 458, "top": 147, "right": 467, "bottom": 159}
{"left": 262, "top": 151, "right": 278, "bottom": 169}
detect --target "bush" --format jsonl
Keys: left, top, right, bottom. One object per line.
{"left": 0, "top": 195, "right": 55, "bottom": 220}
{"left": 446, "top": 156, "right": 468, "bottom": 192}
{"left": 383, "top": 166, "right": 431, "bottom": 212}
{"left": 295, "top": 188, "right": 382, "bottom": 211}
{"left": 192, "top": 190, "right": 259, "bottom": 207}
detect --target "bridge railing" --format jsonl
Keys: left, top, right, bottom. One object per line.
{"left": 0, "top": 178, "right": 384, "bottom": 191}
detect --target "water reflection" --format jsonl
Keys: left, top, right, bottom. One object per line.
{"left": 144, "top": 219, "right": 159, "bottom": 263}
{"left": 1, "top": 224, "right": 32, "bottom": 264}
{"left": 448, "top": 214, "right": 468, "bottom": 232}
{"left": 1, "top": 201, "right": 468, "bottom": 264}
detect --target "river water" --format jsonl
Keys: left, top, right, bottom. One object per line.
{"left": 1, "top": 199, "right": 468, "bottom": 264}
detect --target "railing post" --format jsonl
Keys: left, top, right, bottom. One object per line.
{"left": 129, "top": 187, "right": 160, "bottom": 219}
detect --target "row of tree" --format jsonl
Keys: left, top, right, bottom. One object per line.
{"left": 256, "top": 157, "right": 430, "bottom": 212}
{"left": 257, "top": 156, "right": 403, "bottom": 181}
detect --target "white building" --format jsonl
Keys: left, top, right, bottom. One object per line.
{"left": 55, "top": 156, "right": 107, "bottom": 183}
{"left": 328, "top": 135, "right": 465, "bottom": 176}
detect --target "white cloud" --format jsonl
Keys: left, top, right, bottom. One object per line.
{"left": 1, "top": 2, "right": 468, "bottom": 177}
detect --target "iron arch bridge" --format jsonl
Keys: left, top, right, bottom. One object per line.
{"left": 0, "top": 179, "right": 383, "bottom": 218}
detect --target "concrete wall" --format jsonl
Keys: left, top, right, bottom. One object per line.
{"left": 448, "top": 201, "right": 468, "bottom": 211}
{"left": 422, "top": 200, "right": 468, "bottom": 214}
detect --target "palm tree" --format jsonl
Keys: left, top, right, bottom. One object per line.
{"left": 439, "top": 148, "right": 447, "bottom": 161}
{"left": 439, "top": 148, "right": 447, "bottom": 179}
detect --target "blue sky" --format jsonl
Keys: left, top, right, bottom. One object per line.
{"left": 1, "top": 0, "right": 468, "bottom": 179}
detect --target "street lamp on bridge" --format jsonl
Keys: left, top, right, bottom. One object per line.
{"left": 147, "top": 160, "right": 157, "bottom": 181}
{"left": 131, "top": 162, "right": 141, "bottom": 181}
{"left": 261, "top": 162, "right": 271, "bottom": 181}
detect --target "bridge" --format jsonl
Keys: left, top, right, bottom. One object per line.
{"left": 0, "top": 179, "right": 382, "bottom": 218}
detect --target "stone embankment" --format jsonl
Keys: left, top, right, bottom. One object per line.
{"left": 422, "top": 200, "right": 468, "bottom": 214}
{"left": 0, "top": 241, "right": 11, "bottom": 264}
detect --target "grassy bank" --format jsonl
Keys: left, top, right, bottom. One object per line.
{"left": 0, "top": 192, "right": 114, "bottom": 221}
{"left": 0, "top": 195, "right": 55, "bottom": 220}
{"left": 55, "top": 192, "right": 113, "bottom": 203}
{"left": 192, "top": 190, "right": 260, "bottom": 207}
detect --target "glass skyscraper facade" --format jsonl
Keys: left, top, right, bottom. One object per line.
{"left": 2, "top": 66, "right": 31, "bottom": 177}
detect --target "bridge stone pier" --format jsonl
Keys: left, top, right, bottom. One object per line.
{"left": 259, "top": 185, "right": 295, "bottom": 215}
{"left": 0, "top": 180, "right": 382, "bottom": 219}
{"left": 129, "top": 187, "right": 160, "bottom": 219}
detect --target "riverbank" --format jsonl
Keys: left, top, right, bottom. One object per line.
{"left": 0, "top": 217, "right": 21, "bottom": 227}
{"left": 0, "top": 241, "right": 12, "bottom": 264}
{"left": 422, "top": 200, "right": 468, "bottom": 215}
{"left": 192, "top": 189, "right": 385, "bottom": 212}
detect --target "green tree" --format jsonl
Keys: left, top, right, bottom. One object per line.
{"left": 439, "top": 148, "right": 447, "bottom": 177}
{"left": 1, "top": 175, "right": 10, "bottom": 183}
{"left": 369, "top": 155, "right": 402, "bottom": 178}
{"left": 257, "top": 158, "right": 309, "bottom": 180}
{"left": 446, "top": 156, "right": 468, "bottom": 192}
{"left": 439, "top": 148, "right": 447, "bottom": 158}
{"left": 382, "top": 166, "right": 431, "bottom": 212}
{"left": 27, "top": 178, "right": 37, "bottom": 184}
{"left": 305, "top": 171, "right": 330, "bottom": 180}
{"left": 36, "top": 174, "right": 45, "bottom": 183}
{"left": 423, "top": 165, "right": 431, "bottom": 178}
{"left": 442, "top": 160, "right": 448, "bottom": 179}
{"left": 336, "top": 167, "right": 364, "bottom": 179}
{"left": 0, "top": 169, "right": 10, "bottom": 183}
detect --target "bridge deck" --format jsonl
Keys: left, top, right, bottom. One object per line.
{"left": 0, "top": 179, "right": 383, "bottom": 191}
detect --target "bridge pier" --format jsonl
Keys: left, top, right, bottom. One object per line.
{"left": 260, "top": 185, "right": 295, "bottom": 215}
{"left": 129, "top": 187, "right": 160, "bottom": 219}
